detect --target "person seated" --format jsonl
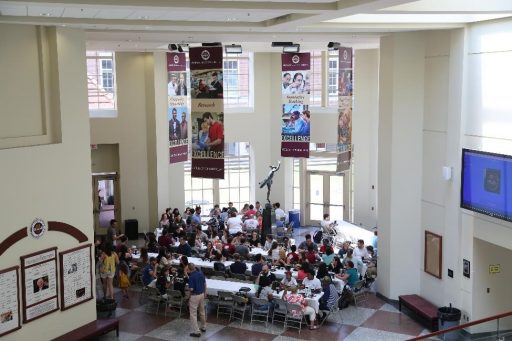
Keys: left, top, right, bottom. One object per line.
{"left": 296, "top": 262, "right": 310, "bottom": 281}
{"left": 142, "top": 257, "right": 158, "bottom": 287}
{"left": 240, "top": 203, "right": 250, "bottom": 215}
{"left": 158, "top": 229, "right": 174, "bottom": 250}
{"left": 195, "top": 226, "right": 208, "bottom": 246}
{"left": 263, "top": 235, "right": 274, "bottom": 251}
{"left": 353, "top": 239, "right": 369, "bottom": 260}
{"left": 171, "top": 265, "right": 188, "bottom": 297}
{"left": 328, "top": 256, "right": 343, "bottom": 274}
{"left": 248, "top": 231, "right": 261, "bottom": 248}
{"left": 268, "top": 241, "right": 280, "bottom": 263}
{"left": 156, "top": 246, "right": 170, "bottom": 267}
{"left": 302, "top": 269, "right": 322, "bottom": 292}
{"left": 280, "top": 270, "right": 297, "bottom": 288}
{"left": 243, "top": 204, "right": 257, "bottom": 218}
{"left": 282, "top": 286, "right": 318, "bottom": 330}
{"left": 319, "top": 276, "right": 339, "bottom": 319}
{"left": 255, "top": 265, "right": 275, "bottom": 311}
{"left": 274, "top": 202, "right": 286, "bottom": 227}
{"left": 298, "top": 234, "right": 318, "bottom": 253}
{"left": 234, "top": 237, "right": 250, "bottom": 259}
{"left": 251, "top": 253, "right": 264, "bottom": 276}
{"left": 281, "top": 237, "right": 291, "bottom": 252}
{"left": 156, "top": 267, "right": 172, "bottom": 298}
{"left": 223, "top": 237, "right": 236, "bottom": 256}
{"left": 305, "top": 245, "right": 319, "bottom": 264}
{"left": 243, "top": 215, "right": 259, "bottom": 231}
{"left": 319, "top": 238, "right": 330, "bottom": 253}
{"left": 213, "top": 253, "right": 226, "bottom": 272}
{"left": 342, "top": 249, "right": 364, "bottom": 275}
{"left": 229, "top": 253, "right": 247, "bottom": 275}
{"left": 227, "top": 211, "right": 243, "bottom": 235}
{"left": 321, "top": 246, "right": 335, "bottom": 265}
{"left": 316, "top": 262, "right": 329, "bottom": 281}
{"left": 338, "top": 241, "right": 350, "bottom": 258}
{"left": 146, "top": 233, "right": 160, "bottom": 253}
{"left": 287, "top": 245, "right": 300, "bottom": 264}
{"left": 320, "top": 213, "right": 337, "bottom": 235}
{"left": 337, "top": 260, "right": 358, "bottom": 288}
{"left": 176, "top": 236, "right": 192, "bottom": 257}
{"left": 274, "top": 248, "right": 289, "bottom": 267}
{"left": 204, "top": 241, "right": 215, "bottom": 259}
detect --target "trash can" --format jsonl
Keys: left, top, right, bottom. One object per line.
{"left": 125, "top": 219, "right": 138, "bottom": 240}
{"left": 289, "top": 210, "right": 300, "bottom": 229}
{"left": 438, "top": 305, "right": 461, "bottom": 340}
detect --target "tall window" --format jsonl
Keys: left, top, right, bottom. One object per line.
{"left": 86, "top": 51, "right": 117, "bottom": 115}
{"left": 223, "top": 53, "right": 252, "bottom": 109}
{"left": 184, "top": 142, "right": 251, "bottom": 212}
{"left": 308, "top": 50, "right": 339, "bottom": 108}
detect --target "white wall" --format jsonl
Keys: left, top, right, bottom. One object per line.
{"left": 0, "top": 26, "right": 96, "bottom": 340}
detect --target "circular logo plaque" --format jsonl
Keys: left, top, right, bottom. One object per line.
{"left": 29, "top": 218, "right": 46, "bottom": 239}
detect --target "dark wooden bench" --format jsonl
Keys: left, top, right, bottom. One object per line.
{"left": 399, "top": 294, "right": 438, "bottom": 331}
{"left": 52, "top": 319, "right": 119, "bottom": 341}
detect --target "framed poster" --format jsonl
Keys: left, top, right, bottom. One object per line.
{"left": 20, "top": 247, "right": 59, "bottom": 323}
{"left": 59, "top": 244, "right": 93, "bottom": 310}
{"left": 0, "top": 266, "right": 21, "bottom": 337}
{"left": 463, "top": 259, "right": 471, "bottom": 278}
{"left": 424, "top": 231, "right": 442, "bottom": 279}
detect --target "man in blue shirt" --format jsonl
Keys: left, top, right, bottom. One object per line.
{"left": 142, "top": 257, "right": 157, "bottom": 286}
{"left": 176, "top": 236, "right": 192, "bottom": 257}
{"left": 188, "top": 263, "right": 207, "bottom": 337}
{"left": 191, "top": 206, "right": 202, "bottom": 225}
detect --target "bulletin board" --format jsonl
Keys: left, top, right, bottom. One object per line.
{"left": 0, "top": 266, "right": 21, "bottom": 337}
{"left": 59, "top": 244, "right": 93, "bottom": 311}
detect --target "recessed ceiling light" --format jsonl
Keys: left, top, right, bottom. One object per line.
{"left": 140, "top": 16, "right": 149, "bottom": 20}
{"left": 226, "top": 17, "right": 237, "bottom": 22}
{"left": 40, "top": 13, "right": 51, "bottom": 17}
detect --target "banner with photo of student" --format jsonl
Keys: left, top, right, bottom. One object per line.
{"left": 189, "top": 46, "right": 224, "bottom": 179}
{"left": 167, "top": 52, "right": 189, "bottom": 163}
{"left": 281, "top": 52, "right": 311, "bottom": 158}
{"left": 337, "top": 47, "right": 353, "bottom": 173}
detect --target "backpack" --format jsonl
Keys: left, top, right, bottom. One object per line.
{"left": 313, "top": 230, "right": 323, "bottom": 244}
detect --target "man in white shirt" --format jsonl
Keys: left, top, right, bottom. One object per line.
{"left": 226, "top": 212, "right": 243, "bottom": 235}
{"left": 244, "top": 216, "right": 259, "bottom": 231}
{"left": 302, "top": 270, "right": 321, "bottom": 291}
{"left": 274, "top": 202, "right": 286, "bottom": 227}
{"left": 281, "top": 271, "right": 297, "bottom": 288}
{"left": 353, "top": 239, "right": 369, "bottom": 260}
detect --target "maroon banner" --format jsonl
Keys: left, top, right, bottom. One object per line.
{"left": 167, "top": 52, "right": 189, "bottom": 164}
{"left": 190, "top": 46, "right": 224, "bottom": 179}
{"left": 281, "top": 52, "right": 311, "bottom": 158}
{"left": 337, "top": 47, "right": 353, "bottom": 173}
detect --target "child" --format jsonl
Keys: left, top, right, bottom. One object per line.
{"left": 118, "top": 262, "right": 130, "bottom": 298}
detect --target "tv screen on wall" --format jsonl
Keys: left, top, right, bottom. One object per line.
{"left": 461, "top": 148, "right": 512, "bottom": 222}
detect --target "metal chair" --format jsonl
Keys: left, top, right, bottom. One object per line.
{"left": 250, "top": 297, "right": 270, "bottom": 327}
{"left": 271, "top": 297, "right": 288, "bottom": 325}
{"left": 201, "top": 267, "right": 214, "bottom": 278}
{"left": 231, "top": 294, "right": 250, "bottom": 326}
{"left": 275, "top": 227, "right": 286, "bottom": 243}
{"left": 231, "top": 273, "right": 247, "bottom": 281}
{"left": 319, "top": 294, "right": 343, "bottom": 326}
{"left": 165, "top": 289, "right": 184, "bottom": 318}
{"left": 145, "top": 286, "right": 164, "bottom": 314}
{"left": 284, "top": 302, "right": 306, "bottom": 334}
{"left": 352, "top": 280, "right": 368, "bottom": 306}
{"left": 213, "top": 270, "right": 226, "bottom": 278}
{"left": 216, "top": 291, "right": 234, "bottom": 319}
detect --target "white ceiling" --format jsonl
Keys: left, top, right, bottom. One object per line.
{"left": 0, "top": 0, "right": 511, "bottom": 52}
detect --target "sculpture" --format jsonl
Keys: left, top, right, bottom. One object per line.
{"left": 259, "top": 161, "right": 281, "bottom": 203}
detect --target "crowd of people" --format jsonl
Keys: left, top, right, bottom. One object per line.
{"left": 95, "top": 201, "right": 377, "bottom": 336}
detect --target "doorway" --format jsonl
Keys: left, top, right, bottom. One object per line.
{"left": 306, "top": 172, "right": 346, "bottom": 225}
{"left": 93, "top": 173, "right": 121, "bottom": 235}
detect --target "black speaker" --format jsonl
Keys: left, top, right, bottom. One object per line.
{"left": 124, "top": 219, "right": 138, "bottom": 240}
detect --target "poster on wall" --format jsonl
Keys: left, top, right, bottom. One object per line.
{"left": 281, "top": 52, "right": 311, "bottom": 158}
{"left": 20, "top": 247, "right": 59, "bottom": 323}
{"left": 59, "top": 244, "right": 93, "bottom": 311}
{"left": 189, "top": 46, "right": 225, "bottom": 179}
{"left": 337, "top": 47, "right": 353, "bottom": 173}
{"left": 0, "top": 266, "right": 21, "bottom": 337}
{"left": 167, "top": 52, "right": 190, "bottom": 163}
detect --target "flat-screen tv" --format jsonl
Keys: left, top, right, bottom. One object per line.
{"left": 461, "top": 148, "right": 512, "bottom": 222}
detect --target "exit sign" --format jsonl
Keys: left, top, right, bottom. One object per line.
{"left": 489, "top": 264, "right": 501, "bottom": 274}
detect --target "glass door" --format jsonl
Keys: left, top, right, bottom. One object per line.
{"left": 306, "top": 172, "right": 344, "bottom": 226}
{"left": 93, "top": 173, "right": 121, "bottom": 235}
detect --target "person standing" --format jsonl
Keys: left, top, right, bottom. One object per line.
{"left": 188, "top": 263, "right": 207, "bottom": 337}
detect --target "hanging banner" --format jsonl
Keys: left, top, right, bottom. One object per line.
{"left": 281, "top": 53, "right": 311, "bottom": 158}
{"left": 189, "top": 46, "right": 224, "bottom": 179}
{"left": 337, "top": 47, "right": 353, "bottom": 173}
{"left": 167, "top": 52, "right": 189, "bottom": 163}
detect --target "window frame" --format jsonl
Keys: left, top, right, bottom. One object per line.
{"left": 223, "top": 52, "right": 254, "bottom": 113}
{"left": 307, "top": 50, "right": 339, "bottom": 112}
{"left": 87, "top": 51, "right": 118, "bottom": 118}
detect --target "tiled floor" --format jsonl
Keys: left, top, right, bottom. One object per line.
{"left": 95, "top": 227, "right": 430, "bottom": 340}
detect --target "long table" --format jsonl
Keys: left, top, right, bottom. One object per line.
{"left": 205, "top": 278, "right": 324, "bottom": 313}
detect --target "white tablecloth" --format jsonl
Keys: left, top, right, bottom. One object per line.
{"left": 205, "top": 279, "right": 323, "bottom": 313}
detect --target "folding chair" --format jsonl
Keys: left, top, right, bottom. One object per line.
{"left": 319, "top": 295, "right": 343, "bottom": 326}
{"left": 216, "top": 291, "right": 234, "bottom": 319}
{"left": 145, "top": 287, "right": 164, "bottom": 314}
{"left": 165, "top": 289, "right": 184, "bottom": 318}
{"left": 201, "top": 267, "right": 214, "bottom": 278}
{"left": 284, "top": 302, "right": 306, "bottom": 334}
{"left": 231, "top": 294, "right": 250, "bottom": 326}
{"left": 271, "top": 297, "right": 288, "bottom": 325}
{"left": 352, "top": 280, "right": 368, "bottom": 306}
{"left": 250, "top": 297, "right": 270, "bottom": 327}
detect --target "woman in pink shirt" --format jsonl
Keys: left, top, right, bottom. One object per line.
{"left": 282, "top": 286, "right": 318, "bottom": 330}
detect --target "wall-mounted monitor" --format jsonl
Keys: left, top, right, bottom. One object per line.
{"left": 461, "top": 148, "right": 512, "bottom": 222}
